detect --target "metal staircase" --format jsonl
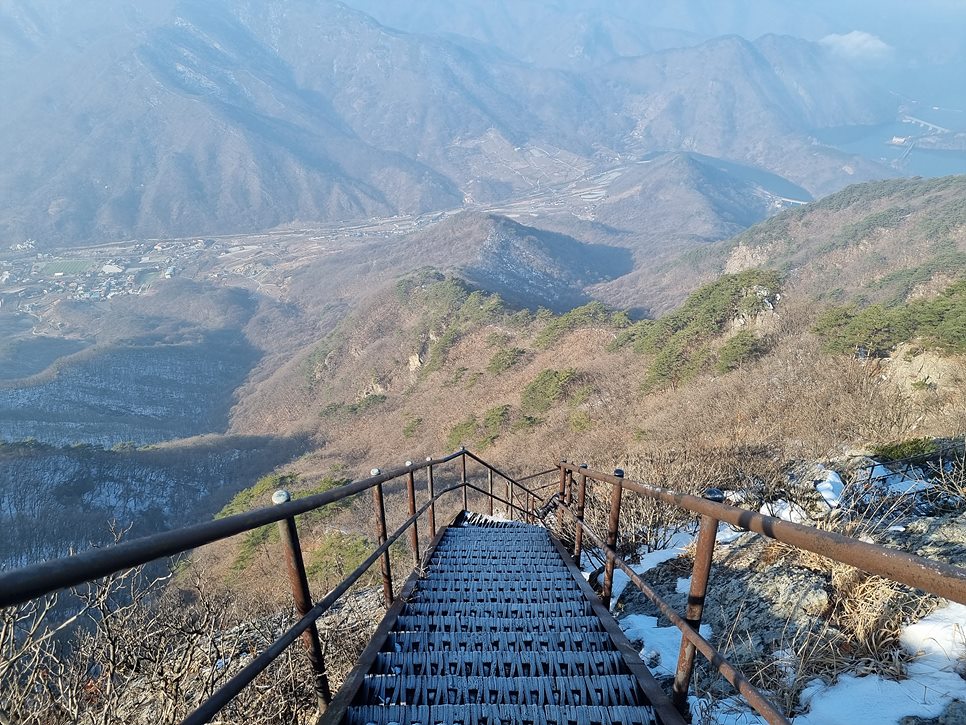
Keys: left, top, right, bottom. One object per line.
{"left": 328, "top": 515, "right": 682, "bottom": 725}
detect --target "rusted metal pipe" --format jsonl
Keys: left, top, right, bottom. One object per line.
{"left": 0, "top": 451, "right": 467, "bottom": 609}
{"left": 405, "top": 461, "right": 420, "bottom": 566}
{"left": 461, "top": 446, "right": 468, "bottom": 511}
{"left": 558, "top": 460, "right": 567, "bottom": 499}
{"left": 464, "top": 482, "right": 531, "bottom": 518}
{"left": 184, "top": 481, "right": 462, "bottom": 725}
{"left": 672, "top": 489, "right": 723, "bottom": 716}
{"left": 558, "top": 462, "right": 966, "bottom": 606}
{"left": 573, "top": 463, "right": 588, "bottom": 565}
{"left": 425, "top": 457, "right": 436, "bottom": 538}
{"left": 487, "top": 467, "right": 494, "bottom": 516}
{"left": 564, "top": 467, "right": 574, "bottom": 506}
{"left": 370, "top": 473, "right": 393, "bottom": 607}
{"left": 601, "top": 468, "right": 624, "bottom": 609}
{"left": 508, "top": 478, "right": 515, "bottom": 521}
{"left": 563, "top": 508, "right": 790, "bottom": 725}
{"left": 272, "top": 490, "right": 332, "bottom": 710}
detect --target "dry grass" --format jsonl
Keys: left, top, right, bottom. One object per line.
{"left": 0, "top": 566, "right": 380, "bottom": 725}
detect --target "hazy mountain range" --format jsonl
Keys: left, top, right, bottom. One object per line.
{"left": 1, "top": 0, "right": 935, "bottom": 248}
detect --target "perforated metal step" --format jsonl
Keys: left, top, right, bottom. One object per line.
{"left": 333, "top": 519, "right": 668, "bottom": 725}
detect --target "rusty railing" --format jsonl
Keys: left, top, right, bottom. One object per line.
{"left": 550, "top": 460, "right": 966, "bottom": 724}
{"left": 0, "top": 448, "right": 554, "bottom": 725}
{"left": 4, "top": 450, "right": 964, "bottom": 724}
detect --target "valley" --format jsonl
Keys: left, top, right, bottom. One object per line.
{"left": 2, "top": 3, "right": 966, "bottom": 722}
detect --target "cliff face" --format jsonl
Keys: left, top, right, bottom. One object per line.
{"left": 0, "top": 435, "right": 307, "bottom": 569}
{"left": 0, "top": 331, "right": 260, "bottom": 447}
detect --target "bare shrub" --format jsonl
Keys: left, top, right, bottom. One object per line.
{"left": 0, "top": 566, "right": 379, "bottom": 725}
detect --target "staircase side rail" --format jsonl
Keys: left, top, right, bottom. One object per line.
{"left": 181, "top": 482, "right": 462, "bottom": 725}
{"left": 554, "top": 460, "right": 966, "bottom": 724}
{"left": 558, "top": 502, "right": 789, "bottom": 725}
{"left": 0, "top": 452, "right": 465, "bottom": 609}
{"left": 559, "top": 462, "right": 966, "bottom": 605}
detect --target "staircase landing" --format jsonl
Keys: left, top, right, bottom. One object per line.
{"left": 326, "top": 516, "right": 685, "bottom": 725}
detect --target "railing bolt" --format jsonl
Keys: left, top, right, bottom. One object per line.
{"left": 601, "top": 469, "right": 624, "bottom": 610}
{"left": 273, "top": 489, "right": 331, "bottom": 711}
{"left": 672, "top": 488, "right": 721, "bottom": 717}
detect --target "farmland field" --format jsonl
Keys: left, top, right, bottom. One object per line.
{"left": 40, "top": 259, "right": 97, "bottom": 275}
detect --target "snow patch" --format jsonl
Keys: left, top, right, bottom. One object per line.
{"left": 599, "top": 531, "right": 693, "bottom": 610}
{"left": 621, "top": 613, "right": 712, "bottom": 678}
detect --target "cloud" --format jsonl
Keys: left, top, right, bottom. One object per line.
{"left": 819, "top": 31, "right": 894, "bottom": 63}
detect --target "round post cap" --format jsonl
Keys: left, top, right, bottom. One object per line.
{"left": 579, "top": 463, "right": 588, "bottom": 469}
{"left": 370, "top": 468, "right": 381, "bottom": 476}
{"left": 613, "top": 468, "right": 625, "bottom": 478}
{"left": 271, "top": 490, "right": 290, "bottom": 505}
{"left": 704, "top": 487, "right": 725, "bottom": 503}
{"left": 405, "top": 460, "right": 413, "bottom": 467}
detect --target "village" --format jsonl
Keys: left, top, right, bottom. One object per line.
{"left": 0, "top": 237, "right": 221, "bottom": 317}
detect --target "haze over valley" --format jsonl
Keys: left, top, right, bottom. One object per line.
{"left": 1, "top": 0, "right": 965, "bottom": 580}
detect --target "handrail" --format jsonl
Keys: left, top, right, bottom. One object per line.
{"left": 0, "top": 451, "right": 464, "bottom": 609}
{"left": 10, "top": 450, "right": 960, "bottom": 725}
{"left": 182, "top": 481, "right": 462, "bottom": 725}
{"left": 552, "top": 460, "right": 966, "bottom": 724}
{"left": 555, "top": 497, "right": 788, "bottom": 724}
{"left": 0, "top": 449, "right": 541, "bottom": 725}
{"left": 559, "top": 462, "right": 966, "bottom": 604}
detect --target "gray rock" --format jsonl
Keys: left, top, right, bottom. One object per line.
{"left": 940, "top": 700, "right": 966, "bottom": 725}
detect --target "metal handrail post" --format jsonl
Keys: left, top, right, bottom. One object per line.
{"left": 508, "top": 478, "right": 514, "bottom": 521}
{"left": 370, "top": 472, "right": 393, "bottom": 607}
{"left": 601, "top": 468, "right": 624, "bottom": 609}
{"left": 487, "top": 467, "right": 494, "bottom": 516}
{"left": 573, "top": 463, "right": 588, "bottom": 565}
{"left": 673, "top": 488, "right": 723, "bottom": 715}
{"left": 461, "top": 447, "right": 468, "bottom": 511}
{"left": 425, "top": 457, "right": 437, "bottom": 538}
{"left": 272, "top": 490, "right": 332, "bottom": 710}
{"left": 405, "top": 461, "right": 420, "bottom": 566}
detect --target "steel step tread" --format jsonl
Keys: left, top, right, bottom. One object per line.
{"left": 344, "top": 704, "right": 658, "bottom": 725}
{"left": 371, "top": 651, "right": 629, "bottom": 678}
{"left": 392, "top": 616, "right": 605, "bottom": 634}
{"left": 420, "top": 572, "right": 576, "bottom": 582}
{"left": 336, "top": 521, "right": 661, "bottom": 725}
{"left": 381, "top": 631, "right": 615, "bottom": 653}
{"left": 357, "top": 674, "right": 642, "bottom": 707}
{"left": 409, "top": 591, "right": 581, "bottom": 605}
{"left": 400, "top": 602, "right": 592, "bottom": 618}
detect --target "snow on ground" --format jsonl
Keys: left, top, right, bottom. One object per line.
{"left": 857, "top": 463, "right": 934, "bottom": 495}
{"left": 812, "top": 465, "right": 844, "bottom": 509}
{"left": 607, "top": 457, "right": 966, "bottom": 725}
{"left": 759, "top": 498, "right": 809, "bottom": 523}
{"left": 599, "top": 531, "right": 694, "bottom": 611}
{"left": 795, "top": 601, "right": 966, "bottom": 725}
{"left": 622, "top": 613, "right": 712, "bottom": 678}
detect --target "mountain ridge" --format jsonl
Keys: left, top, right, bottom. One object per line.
{"left": 0, "top": 0, "right": 898, "bottom": 248}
